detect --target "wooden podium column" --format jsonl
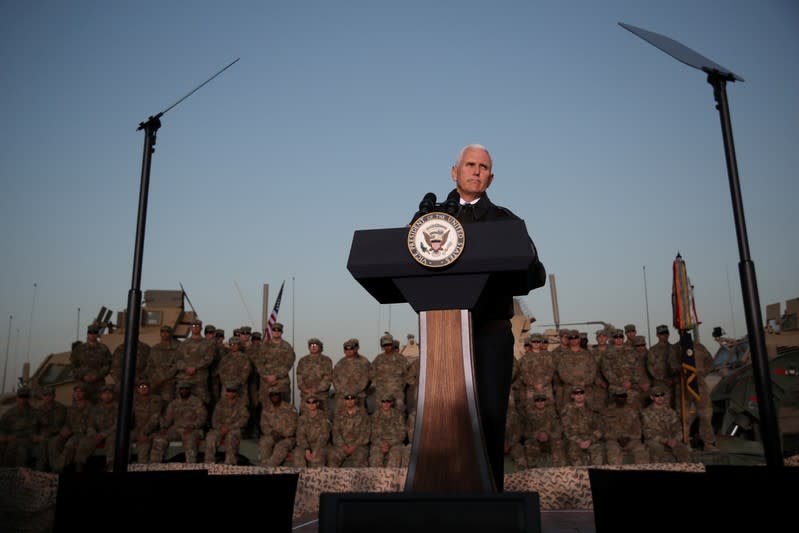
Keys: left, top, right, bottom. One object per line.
{"left": 405, "top": 309, "right": 493, "bottom": 492}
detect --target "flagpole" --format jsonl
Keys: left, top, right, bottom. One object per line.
{"left": 291, "top": 276, "right": 296, "bottom": 405}
{"left": 643, "top": 266, "right": 652, "bottom": 346}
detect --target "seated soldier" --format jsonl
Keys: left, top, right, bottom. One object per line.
{"left": 293, "top": 396, "right": 331, "bottom": 468}
{"left": 642, "top": 385, "right": 691, "bottom": 463}
{"left": 368, "top": 395, "right": 406, "bottom": 468}
{"left": 0, "top": 387, "right": 38, "bottom": 468}
{"left": 258, "top": 390, "right": 298, "bottom": 467}
{"left": 152, "top": 382, "right": 207, "bottom": 463}
{"left": 205, "top": 383, "right": 249, "bottom": 464}
{"left": 327, "top": 394, "right": 370, "bottom": 467}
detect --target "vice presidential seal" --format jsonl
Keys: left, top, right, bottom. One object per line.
{"left": 407, "top": 212, "right": 465, "bottom": 268}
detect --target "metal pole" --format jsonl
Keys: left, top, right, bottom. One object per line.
{"left": 76, "top": 307, "right": 80, "bottom": 342}
{"left": 708, "top": 73, "right": 782, "bottom": 468}
{"left": 26, "top": 283, "right": 37, "bottom": 366}
{"left": 113, "top": 115, "right": 159, "bottom": 472}
{"left": 2, "top": 315, "right": 11, "bottom": 394}
{"left": 643, "top": 266, "right": 652, "bottom": 346}
{"left": 548, "top": 274, "right": 560, "bottom": 332}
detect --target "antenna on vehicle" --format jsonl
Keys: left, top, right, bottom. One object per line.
{"left": 115, "top": 59, "right": 240, "bottom": 474}
{"left": 179, "top": 282, "right": 199, "bottom": 318}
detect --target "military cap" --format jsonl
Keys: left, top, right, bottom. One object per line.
{"left": 87, "top": 325, "right": 100, "bottom": 334}
{"left": 272, "top": 322, "right": 284, "bottom": 332}
{"left": 612, "top": 328, "right": 625, "bottom": 337}
{"left": 533, "top": 392, "right": 547, "bottom": 401}
{"left": 160, "top": 324, "right": 173, "bottom": 333}
{"left": 612, "top": 389, "right": 629, "bottom": 397}
{"left": 633, "top": 335, "right": 646, "bottom": 346}
{"left": 558, "top": 329, "right": 569, "bottom": 337}
{"left": 381, "top": 394, "right": 395, "bottom": 402}
{"left": 240, "top": 326, "right": 252, "bottom": 335}
{"left": 224, "top": 383, "right": 241, "bottom": 392}
{"left": 73, "top": 383, "right": 87, "bottom": 391}
{"left": 656, "top": 324, "right": 670, "bottom": 335}
{"left": 344, "top": 393, "right": 356, "bottom": 400}
{"left": 229, "top": 336, "right": 241, "bottom": 345}
{"left": 308, "top": 338, "right": 323, "bottom": 349}
{"left": 379, "top": 333, "right": 394, "bottom": 347}
{"left": 624, "top": 324, "right": 637, "bottom": 333}
{"left": 571, "top": 385, "right": 586, "bottom": 394}
{"left": 595, "top": 329, "right": 609, "bottom": 338}
{"left": 16, "top": 387, "right": 31, "bottom": 398}
{"left": 650, "top": 385, "right": 666, "bottom": 396}
{"left": 40, "top": 386, "right": 56, "bottom": 396}
{"left": 191, "top": 318, "right": 202, "bottom": 327}
{"left": 251, "top": 331, "right": 262, "bottom": 340}
{"left": 343, "top": 338, "right": 360, "bottom": 349}
{"left": 177, "top": 381, "right": 193, "bottom": 389}
{"left": 100, "top": 384, "right": 114, "bottom": 393}
{"left": 529, "top": 333, "right": 544, "bottom": 343}
{"left": 204, "top": 324, "right": 216, "bottom": 334}
{"left": 215, "top": 329, "right": 225, "bottom": 338}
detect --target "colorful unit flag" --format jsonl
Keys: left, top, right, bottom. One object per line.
{"left": 265, "top": 281, "right": 285, "bottom": 341}
{"left": 672, "top": 253, "right": 701, "bottom": 400}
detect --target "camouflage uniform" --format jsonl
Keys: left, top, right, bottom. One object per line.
{"left": 601, "top": 342, "right": 643, "bottom": 409}
{"left": 589, "top": 331, "right": 611, "bottom": 409}
{"left": 293, "top": 406, "right": 331, "bottom": 468}
{"left": 647, "top": 332, "right": 680, "bottom": 408}
{"left": 152, "top": 387, "right": 207, "bottom": 463}
{"left": 296, "top": 341, "right": 333, "bottom": 411}
{"left": 517, "top": 337, "right": 556, "bottom": 409}
{"left": 522, "top": 395, "right": 566, "bottom": 468}
{"left": 175, "top": 336, "right": 215, "bottom": 405}
{"left": 560, "top": 389, "right": 603, "bottom": 466}
{"left": 677, "top": 341, "right": 717, "bottom": 448}
{"left": 70, "top": 335, "right": 112, "bottom": 403}
{"left": 369, "top": 335, "right": 408, "bottom": 414}
{"left": 258, "top": 396, "right": 298, "bottom": 467}
{"left": 0, "top": 392, "right": 39, "bottom": 467}
{"left": 332, "top": 343, "right": 371, "bottom": 414}
{"left": 205, "top": 390, "right": 249, "bottom": 464}
{"left": 631, "top": 337, "right": 653, "bottom": 403}
{"left": 148, "top": 332, "right": 181, "bottom": 406}
{"left": 504, "top": 396, "right": 526, "bottom": 469}
{"left": 555, "top": 341, "right": 597, "bottom": 411}
{"left": 328, "top": 404, "right": 370, "bottom": 467}
{"left": 32, "top": 390, "right": 67, "bottom": 470}
{"left": 78, "top": 387, "right": 117, "bottom": 470}
{"left": 253, "top": 337, "right": 296, "bottom": 405}
{"left": 368, "top": 400, "right": 406, "bottom": 468}
{"left": 216, "top": 347, "right": 253, "bottom": 404}
{"left": 111, "top": 340, "right": 151, "bottom": 393}
{"left": 131, "top": 384, "right": 162, "bottom": 464}
{"left": 405, "top": 356, "right": 420, "bottom": 414}
{"left": 401, "top": 410, "right": 416, "bottom": 468}
{"left": 641, "top": 396, "right": 691, "bottom": 462}
{"left": 602, "top": 397, "right": 649, "bottom": 465}
{"left": 53, "top": 395, "right": 93, "bottom": 472}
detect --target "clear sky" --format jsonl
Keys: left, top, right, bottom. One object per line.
{"left": 1, "top": 0, "right": 797, "bottom": 391}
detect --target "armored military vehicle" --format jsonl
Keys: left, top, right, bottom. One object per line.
{"left": 22, "top": 289, "right": 196, "bottom": 406}
{"left": 709, "top": 297, "right": 799, "bottom": 459}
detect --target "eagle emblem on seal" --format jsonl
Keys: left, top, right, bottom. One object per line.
{"left": 407, "top": 212, "right": 465, "bottom": 268}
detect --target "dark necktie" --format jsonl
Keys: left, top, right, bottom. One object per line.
{"left": 459, "top": 203, "right": 475, "bottom": 222}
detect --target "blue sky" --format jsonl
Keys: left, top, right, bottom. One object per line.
{"left": 1, "top": 0, "right": 797, "bottom": 391}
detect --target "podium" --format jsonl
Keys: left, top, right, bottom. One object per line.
{"left": 347, "top": 219, "right": 543, "bottom": 492}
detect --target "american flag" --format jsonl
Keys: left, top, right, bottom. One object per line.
{"left": 265, "top": 281, "right": 285, "bottom": 340}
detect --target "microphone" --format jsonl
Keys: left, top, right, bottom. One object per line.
{"left": 442, "top": 189, "right": 460, "bottom": 216}
{"left": 419, "top": 192, "right": 437, "bottom": 214}
{"left": 411, "top": 192, "right": 437, "bottom": 224}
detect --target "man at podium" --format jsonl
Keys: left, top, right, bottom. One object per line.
{"left": 447, "top": 143, "right": 546, "bottom": 490}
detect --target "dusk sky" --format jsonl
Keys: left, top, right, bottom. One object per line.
{"left": 1, "top": 1, "right": 797, "bottom": 391}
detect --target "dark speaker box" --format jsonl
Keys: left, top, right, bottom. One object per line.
{"left": 54, "top": 470, "right": 298, "bottom": 532}
{"left": 319, "top": 491, "right": 541, "bottom": 533}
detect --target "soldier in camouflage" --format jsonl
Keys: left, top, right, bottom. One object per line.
{"left": 328, "top": 394, "right": 370, "bottom": 467}
{"left": 293, "top": 396, "right": 331, "bottom": 467}
{"left": 601, "top": 329, "right": 643, "bottom": 410}
{"left": 205, "top": 383, "right": 249, "bottom": 464}
{"left": 296, "top": 338, "right": 333, "bottom": 412}
{"left": 405, "top": 356, "right": 420, "bottom": 415}
{"left": 368, "top": 395, "right": 406, "bottom": 468}
{"left": 517, "top": 333, "right": 556, "bottom": 412}
{"left": 70, "top": 324, "right": 112, "bottom": 403}
{"left": 77, "top": 384, "right": 117, "bottom": 471}
{"left": 560, "top": 386, "right": 603, "bottom": 466}
{"left": 31, "top": 387, "right": 67, "bottom": 471}
{"left": 369, "top": 334, "right": 408, "bottom": 414}
{"left": 152, "top": 382, "right": 207, "bottom": 463}
{"left": 332, "top": 338, "right": 371, "bottom": 416}
{"left": 111, "top": 339, "right": 151, "bottom": 395}
{"left": 216, "top": 337, "right": 252, "bottom": 405}
{"left": 148, "top": 325, "right": 181, "bottom": 408}
{"left": 258, "top": 390, "right": 298, "bottom": 467}
{"left": 589, "top": 330, "right": 610, "bottom": 410}
{"left": 175, "top": 320, "right": 215, "bottom": 405}
{"left": 602, "top": 391, "right": 649, "bottom": 465}
{"left": 678, "top": 339, "right": 718, "bottom": 451}
{"left": 131, "top": 380, "right": 162, "bottom": 464}
{"left": 253, "top": 322, "right": 296, "bottom": 406}
{"left": 51, "top": 384, "right": 93, "bottom": 473}
{"left": 0, "top": 388, "right": 39, "bottom": 467}
{"left": 647, "top": 325, "right": 680, "bottom": 408}
{"left": 523, "top": 392, "right": 566, "bottom": 468}
{"left": 631, "top": 336, "right": 652, "bottom": 404}
{"left": 555, "top": 330, "right": 598, "bottom": 411}
{"left": 641, "top": 385, "right": 691, "bottom": 462}
{"left": 504, "top": 393, "right": 526, "bottom": 469}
